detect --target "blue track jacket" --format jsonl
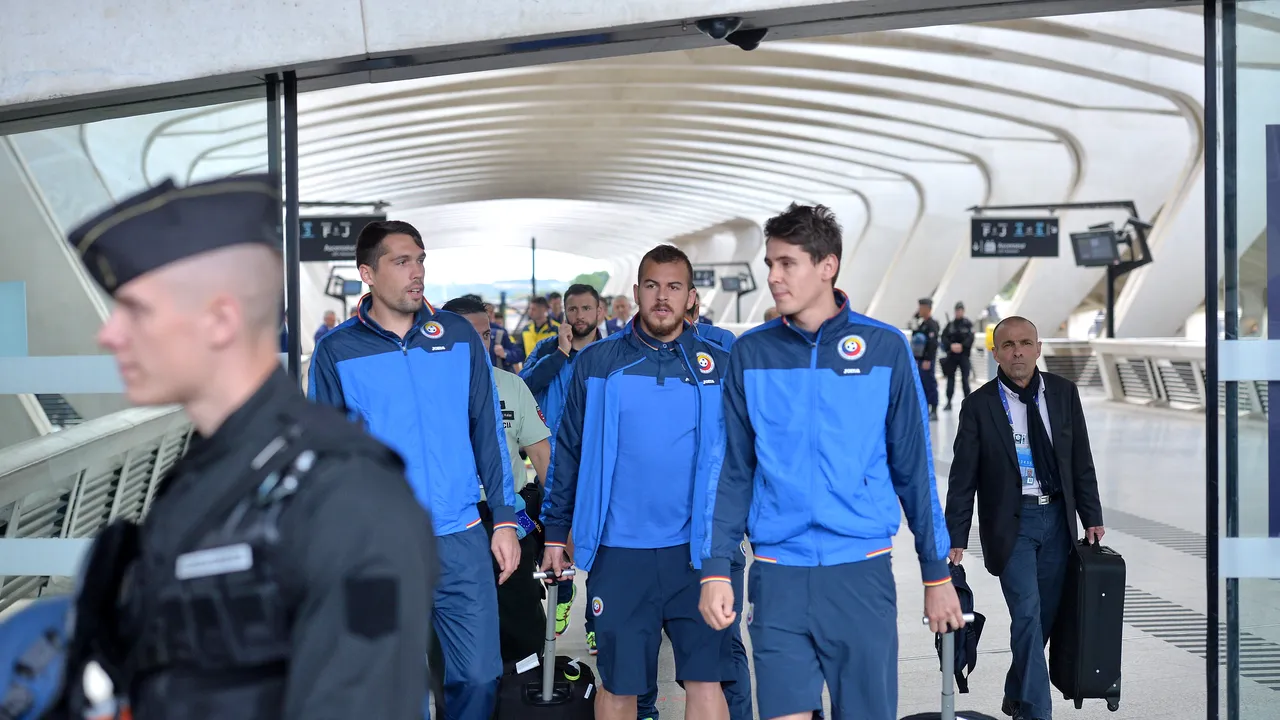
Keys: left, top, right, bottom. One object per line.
{"left": 541, "top": 322, "right": 729, "bottom": 573}
{"left": 701, "top": 292, "right": 951, "bottom": 587}
{"left": 519, "top": 329, "right": 602, "bottom": 439}
{"left": 308, "top": 295, "right": 517, "bottom": 537}
{"left": 693, "top": 322, "right": 737, "bottom": 351}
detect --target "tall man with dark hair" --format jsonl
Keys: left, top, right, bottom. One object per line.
{"left": 945, "top": 316, "right": 1106, "bottom": 720}
{"left": 308, "top": 220, "right": 520, "bottom": 720}
{"left": 699, "top": 203, "right": 963, "bottom": 720}
{"left": 541, "top": 245, "right": 734, "bottom": 720}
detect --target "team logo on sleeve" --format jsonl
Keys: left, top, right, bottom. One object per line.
{"left": 591, "top": 597, "right": 605, "bottom": 617}
{"left": 421, "top": 321, "right": 445, "bottom": 340}
{"left": 695, "top": 352, "right": 715, "bottom": 374}
{"left": 536, "top": 405, "right": 547, "bottom": 426}
{"left": 838, "top": 334, "right": 866, "bottom": 361}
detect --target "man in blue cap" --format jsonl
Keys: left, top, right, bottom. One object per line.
{"left": 58, "top": 174, "right": 436, "bottom": 719}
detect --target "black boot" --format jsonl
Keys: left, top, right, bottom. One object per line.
{"left": 929, "top": 405, "right": 938, "bottom": 421}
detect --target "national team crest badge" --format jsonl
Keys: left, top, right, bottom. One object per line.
{"left": 695, "top": 352, "right": 715, "bottom": 374}
{"left": 838, "top": 334, "right": 866, "bottom": 361}
{"left": 421, "top": 321, "right": 445, "bottom": 340}
{"left": 591, "top": 597, "right": 604, "bottom": 617}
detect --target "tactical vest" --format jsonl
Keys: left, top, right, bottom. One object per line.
{"left": 130, "top": 437, "right": 318, "bottom": 675}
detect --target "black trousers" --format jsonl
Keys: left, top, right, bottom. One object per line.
{"left": 942, "top": 353, "right": 972, "bottom": 401}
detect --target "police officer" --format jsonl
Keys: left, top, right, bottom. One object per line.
{"left": 59, "top": 175, "right": 436, "bottom": 719}
{"left": 941, "top": 301, "right": 976, "bottom": 410}
{"left": 909, "top": 297, "right": 941, "bottom": 420}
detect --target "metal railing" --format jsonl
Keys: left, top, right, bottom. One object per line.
{"left": 0, "top": 405, "right": 192, "bottom": 609}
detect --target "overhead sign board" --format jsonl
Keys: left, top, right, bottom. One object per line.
{"left": 970, "top": 217, "right": 1059, "bottom": 258}
{"left": 300, "top": 215, "right": 385, "bottom": 262}
{"left": 692, "top": 268, "right": 717, "bottom": 289}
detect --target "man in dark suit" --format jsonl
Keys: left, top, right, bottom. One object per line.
{"left": 944, "top": 316, "right": 1105, "bottom": 720}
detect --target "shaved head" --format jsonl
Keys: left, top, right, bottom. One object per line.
{"left": 993, "top": 316, "right": 1037, "bottom": 347}
{"left": 98, "top": 243, "right": 284, "bottom": 410}
{"left": 165, "top": 244, "right": 284, "bottom": 339}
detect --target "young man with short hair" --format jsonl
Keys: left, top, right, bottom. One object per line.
{"left": 541, "top": 245, "right": 733, "bottom": 720}
{"left": 520, "top": 296, "right": 559, "bottom": 359}
{"left": 699, "top": 204, "right": 963, "bottom": 720}
{"left": 308, "top": 220, "right": 519, "bottom": 720}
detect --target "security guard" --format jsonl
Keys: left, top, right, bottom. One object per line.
{"left": 58, "top": 175, "right": 437, "bottom": 719}
{"left": 940, "top": 301, "right": 976, "bottom": 410}
{"left": 909, "top": 297, "right": 941, "bottom": 420}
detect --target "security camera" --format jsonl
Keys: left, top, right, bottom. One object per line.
{"left": 727, "top": 27, "right": 769, "bottom": 51}
{"left": 696, "top": 17, "right": 743, "bottom": 40}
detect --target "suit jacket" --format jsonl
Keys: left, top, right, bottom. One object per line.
{"left": 944, "top": 372, "right": 1104, "bottom": 576}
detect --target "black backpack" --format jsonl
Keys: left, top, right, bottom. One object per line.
{"left": 935, "top": 563, "right": 986, "bottom": 693}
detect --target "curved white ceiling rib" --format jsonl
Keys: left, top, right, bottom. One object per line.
{"left": 94, "top": 8, "right": 1232, "bottom": 334}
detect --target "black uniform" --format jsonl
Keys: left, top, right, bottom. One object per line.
{"left": 60, "top": 175, "right": 437, "bottom": 720}
{"left": 909, "top": 310, "right": 941, "bottom": 413}
{"left": 941, "top": 315, "right": 976, "bottom": 406}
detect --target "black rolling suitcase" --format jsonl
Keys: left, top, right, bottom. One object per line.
{"left": 494, "top": 569, "right": 596, "bottom": 720}
{"left": 901, "top": 615, "right": 998, "bottom": 720}
{"left": 1049, "top": 540, "right": 1125, "bottom": 712}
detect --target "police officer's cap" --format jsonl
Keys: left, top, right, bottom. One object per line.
{"left": 918, "top": 297, "right": 933, "bottom": 307}
{"left": 67, "top": 174, "right": 280, "bottom": 295}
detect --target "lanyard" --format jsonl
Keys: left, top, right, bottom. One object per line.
{"left": 998, "top": 382, "right": 1038, "bottom": 429}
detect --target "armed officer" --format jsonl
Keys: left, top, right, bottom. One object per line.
{"left": 941, "top": 301, "right": 976, "bottom": 410}
{"left": 54, "top": 175, "right": 437, "bottom": 719}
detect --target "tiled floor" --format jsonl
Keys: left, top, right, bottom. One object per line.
{"left": 546, "top": 395, "right": 1276, "bottom": 719}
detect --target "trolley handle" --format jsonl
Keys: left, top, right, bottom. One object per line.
{"left": 533, "top": 569, "right": 576, "bottom": 581}
{"left": 921, "top": 613, "right": 975, "bottom": 628}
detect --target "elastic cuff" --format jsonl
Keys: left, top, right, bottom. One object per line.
{"left": 701, "top": 557, "right": 732, "bottom": 581}
{"left": 490, "top": 505, "right": 517, "bottom": 527}
{"left": 544, "top": 525, "right": 570, "bottom": 546}
{"left": 921, "top": 559, "right": 951, "bottom": 586}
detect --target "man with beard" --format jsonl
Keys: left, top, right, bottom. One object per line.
{"left": 309, "top": 220, "right": 520, "bottom": 720}
{"left": 541, "top": 245, "right": 733, "bottom": 720}
{"left": 520, "top": 284, "right": 604, "bottom": 640}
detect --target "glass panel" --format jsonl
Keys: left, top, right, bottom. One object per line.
{"left": 1220, "top": 2, "right": 1280, "bottom": 718}
{"left": 0, "top": 91, "right": 269, "bottom": 605}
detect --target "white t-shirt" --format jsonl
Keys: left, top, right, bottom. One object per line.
{"left": 998, "top": 381, "right": 1053, "bottom": 496}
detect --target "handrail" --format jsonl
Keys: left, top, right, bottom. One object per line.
{"left": 0, "top": 354, "right": 311, "bottom": 610}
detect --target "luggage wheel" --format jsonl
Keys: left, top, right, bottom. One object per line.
{"left": 1107, "top": 699, "right": 1120, "bottom": 712}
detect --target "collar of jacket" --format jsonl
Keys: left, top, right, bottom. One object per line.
{"left": 621, "top": 318, "right": 702, "bottom": 355}
{"left": 355, "top": 292, "right": 437, "bottom": 341}
{"left": 780, "top": 290, "right": 852, "bottom": 342}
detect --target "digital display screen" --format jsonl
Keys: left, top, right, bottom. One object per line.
{"left": 1070, "top": 230, "right": 1119, "bottom": 267}
{"left": 721, "top": 276, "right": 743, "bottom": 292}
{"left": 692, "top": 269, "right": 717, "bottom": 289}
{"left": 341, "top": 279, "right": 364, "bottom": 296}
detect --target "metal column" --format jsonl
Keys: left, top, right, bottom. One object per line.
{"left": 283, "top": 72, "right": 302, "bottom": 381}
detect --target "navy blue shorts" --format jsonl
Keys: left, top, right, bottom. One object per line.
{"left": 747, "top": 555, "right": 898, "bottom": 720}
{"left": 587, "top": 544, "right": 732, "bottom": 696}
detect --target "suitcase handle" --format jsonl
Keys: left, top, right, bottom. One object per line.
{"left": 532, "top": 569, "right": 577, "bottom": 702}
{"left": 921, "top": 614, "right": 974, "bottom": 720}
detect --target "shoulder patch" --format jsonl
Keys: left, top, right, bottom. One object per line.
{"left": 344, "top": 576, "right": 399, "bottom": 639}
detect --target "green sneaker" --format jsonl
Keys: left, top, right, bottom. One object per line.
{"left": 555, "top": 583, "right": 575, "bottom": 636}
{"left": 586, "top": 630, "right": 597, "bottom": 656}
